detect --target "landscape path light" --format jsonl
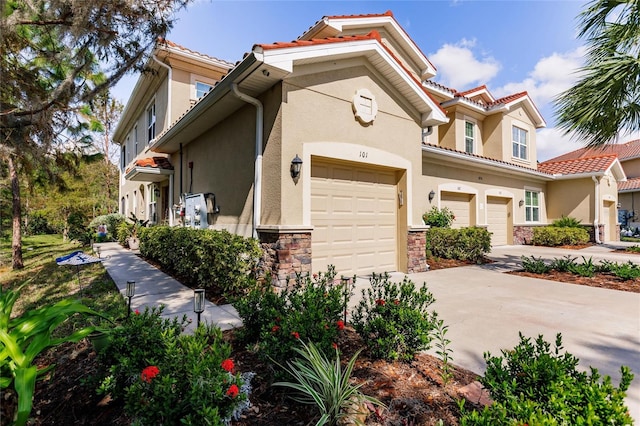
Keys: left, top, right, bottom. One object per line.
{"left": 194, "top": 288, "right": 205, "bottom": 327}
{"left": 126, "top": 280, "right": 135, "bottom": 318}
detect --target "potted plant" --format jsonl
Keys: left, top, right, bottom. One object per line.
{"left": 127, "top": 213, "right": 149, "bottom": 250}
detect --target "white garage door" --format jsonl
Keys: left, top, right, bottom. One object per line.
{"left": 441, "top": 192, "right": 471, "bottom": 228}
{"left": 487, "top": 196, "right": 510, "bottom": 246}
{"left": 311, "top": 160, "right": 397, "bottom": 277}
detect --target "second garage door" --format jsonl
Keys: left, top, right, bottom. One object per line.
{"left": 311, "top": 159, "right": 397, "bottom": 277}
{"left": 441, "top": 192, "right": 471, "bottom": 228}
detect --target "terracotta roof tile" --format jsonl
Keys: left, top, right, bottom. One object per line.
{"left": 455, "top": 85, "right": 488, "bottom": 98}
{"left": 619, "top": 177, "right": 640, "bottom": 191}
{"left": 546, "top": 139, "right": 640, "bottom": 162}
{"left": 257, "top": 30, "right": 382, "bottom": 50}
{"left": 537, "top": 155, "right": 617, "bottom": 175}
{"left": 424, "top": 143, "right": 549, "bottom": 174}
{"left": 157, "top": 38, "right": 234, "bottom": 67}
{"left": 487, "top": 91, "right": 527, "bottom": 107}
{"left": 423, "top": 80, "right": 457, "bottom": 95}
{"left": 130, "top": 157, "right": 174, "bottom": 172}
{"left": 326, "top": 10, "right": 394, "bottom": 20}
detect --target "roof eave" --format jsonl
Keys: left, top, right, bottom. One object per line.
{"left": 124, "top": 167, "right": 174, "bottom": 182}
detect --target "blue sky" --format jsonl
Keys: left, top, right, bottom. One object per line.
{"left": 113, "top": 0, "right": 607, "bottom": 161}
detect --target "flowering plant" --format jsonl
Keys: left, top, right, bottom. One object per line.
{"left": 140, "top": 365, "right": 160, "bottom": 383}
{"left": 352, "top": 273, "right": 438, "bottom": 361}
{"left": 422, "top": 206, "right": 455, "bottom": 228}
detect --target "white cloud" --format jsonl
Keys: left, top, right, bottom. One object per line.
{"left": 429, "top": 39, "right": 501, "bottom": 89}
{"left": 536, "top": 127, "right": 585, "bottom": 162}
{"left": 494, "top": 47, "right": 586, "bottom": 107}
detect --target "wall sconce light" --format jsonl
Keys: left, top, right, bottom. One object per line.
{"left": 194, "top": 288, "right": 205, "bottom": 327}
{"left": 519, "top": 199, "right": 524, "bottom": 207}
{"left": 290, "top": 154, "right": 303, "bottom": 179}
{"left": 428, "top": 190, "right": 436, "bottom": 203}
{"left": 154, "top": 187, "right": 160, "bottom": 198}
{"left": 126, "top": 280, "right": 136, "bottom": 317}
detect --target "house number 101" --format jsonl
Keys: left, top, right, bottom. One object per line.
{"left": 359, "top": 151, "right": 368, "bottom": 159}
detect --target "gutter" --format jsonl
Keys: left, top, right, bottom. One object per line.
{"left": 230, "top": 83, "right": 263, "bottom": 239}
{"left": 592, "top": 176, "right": 601, "bottom": 244}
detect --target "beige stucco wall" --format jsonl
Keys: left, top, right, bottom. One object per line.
{"left": 420, "top": 157, "right": 548, "bottom": 226}
{"left": 622, "top": 158, "right": 640, "bottom": 178}
{"left": 619, "top": 192, "right": 638, "bottom": 218}
{"left": 500, "top": 106, "right": 538, "bottom": 168}
{"left": 546, "top": 178, "right": 594, "bottom": 223}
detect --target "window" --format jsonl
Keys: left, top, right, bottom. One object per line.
{"left": 148, "top": 184, "right": 158, "bottom": 224}
{"left": 121, "top": 145, "right": 126, "bottom": 169}
{"left": 195, "top": 82, "right": 213, "bottom": 99}
{"left": 465, "top": 121, "right": 475, "bottom": 153}
{"left": 134, "top": 125, "right": 138, "bottom": 154}
{"left": 147, "top": 103, "right": 156, "bottom": 143}
{"left": 525, "top": 190, "right": 540, "bottom": 222}
{"left": 512, "top": 126, "right": 527, "bottom": 160}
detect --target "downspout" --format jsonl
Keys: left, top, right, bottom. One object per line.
{"left": 169, "top": 175, "right": 174, "bottom": 226}
{"left": 152, "top": 55, "right": 172, "bottom": 126}
{"left": 592, "top": 176, "right": 601, "bottom": 244}
{"left": 230, "top": 83, "right": 263, "bottom": 239}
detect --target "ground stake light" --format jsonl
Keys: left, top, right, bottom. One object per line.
{"left": 194, "top": 288, "right": 205, "bottom": 327}
{"left": 126, "top": 280, "right": 135, "bottom": 318}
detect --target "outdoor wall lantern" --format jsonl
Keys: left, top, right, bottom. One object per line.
{"left": 194, "top": 288, "right": 205, "bottom": 327}
{"left": 519, "top": 199, "right": 524, "bottom": 207}
{"left": 428, "top": 190, "right": 435, "bottom": 203}
{"left": 290, "top": 154, "right": 303, "bottom": 179}
{"left": 126, "top": 280, "right": 136, "bottom": 318}
{"left": 154, "top": 187, "right": 160, "bottom": 198}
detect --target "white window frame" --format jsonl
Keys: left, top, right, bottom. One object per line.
{"left": 148, "top": 184, "right": 158, "bottom": 224}
{"left": 121, "top": 142, "right": 127, "bottom": 170}
{"left": 524, "top": 189, "right": 540, "bottom": 222}
{"left": 464, "top": 120, "right": 475, "bottom": 154}
{"left": 133, "top": 124, "right": 138, "bottom": 155}
{"left": 512, "top": 125, "right": 528, "bottom": 160}
{"left": 147, "top": 102, "right": 156, "bottom": 143}
{"left": 195, "top": 81, "right": 213, "bottom": 99}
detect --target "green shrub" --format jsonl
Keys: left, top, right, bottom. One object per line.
{"left": 351, "top": 273, "right": 437, "bottom": 361}
{"left": 273, "top": 341, "right": 384, "bottom": 426}
{"left": 97, "top": 306, "right": 189, "bottom": 400}
{"left": 532, "top": 226, "right": 589, "bottom": 246}
{"left": 123, "top": 325, "right": 251, "bottom": 425}
{"left": 422, "top": 206, "right": 455, "bottom": 228}
{"left": 426, "top": 227, "right": 491, "bottom": 263}
{"left": 520, "top": 255, "right": 550, "bottom": 274}
{"left": 610, "top": 261, "right": 640, "bottom": 281}
{"left": 567, "top": 256, "right": 596, "bottom": 277}
{"left": 88, "top": 213, "right": 126, "bottom": 241}
{"left": 116, "top": 220, "right": 132, "bottom": 246}
{"left": 26, "top": 212, "right": 55, "bottom": 235}
{"left": 460, "top": 333, "right": 634, "bottom": 425}
{"left": 139, "top": 226, "right": 260, "bottom": 297}
{"left": 234, "top": 267, "right": 350, "bottom": 367}
{"left": 549, "top": 255, "right": 577, "bottom": 272}
{"left": 551, "top": 215, "right": 582, "bottom": 228}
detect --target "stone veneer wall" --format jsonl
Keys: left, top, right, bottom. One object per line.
{"left": 407, "top": 229, "right": 428, "bottom": 273}
{"left": 258, "top": 231, "right": 311, "bottom": 288}
{"left": 514, "top": 224, "right": 609, "bottom": 245}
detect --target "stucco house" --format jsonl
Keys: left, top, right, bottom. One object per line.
{"left": 543, "top": 139, "right": 640, "bottom": 230}
{"left": 114, "top": 11, "right": 626, "bottom": 285}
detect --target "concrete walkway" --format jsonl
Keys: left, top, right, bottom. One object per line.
{"left": 96, "top": 241, "right": 640, "bottom": 421}
{"left": 96, "top": 242, "right": 242, "bottom": 334}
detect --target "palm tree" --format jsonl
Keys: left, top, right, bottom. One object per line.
{"left": 555, "top": 0, "right": 640, "bottom": 149}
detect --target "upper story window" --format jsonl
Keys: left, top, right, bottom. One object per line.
{"left": 512, "top": 126, "right": 527, "bottom": 160}
{"left": 464, "top": 121, "right": 475, "bottom": 154}
{"left": 134, "top": 125, "right": 138, "bottom": 155}
{"left": 147, "top": 103, "right": 156, "bottom": 143}
{"left": 121, "top": 144, "right": 127, "bottom": 170}
{"left": 525, "top": 190, "right": 540, "bottom": 222}
{"left": 195, "top": 82, "right": 213, "bottom": 99}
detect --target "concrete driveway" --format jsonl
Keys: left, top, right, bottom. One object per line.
{"left": 354, "top": 244, "right": 640, "bottom": 421}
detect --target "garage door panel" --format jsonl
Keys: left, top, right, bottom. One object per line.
{"left": 441, "top": 192, "right": 471, "bottom": 228}
{"left": 487, "top": 196, "right": 510, "bottom": 246}
{"left": 312, "top": 160, "right": 397, "bottom": 276}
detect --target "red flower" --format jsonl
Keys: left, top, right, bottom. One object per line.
{"left": 393, "top": 299, "right": 400, "bottom": 306}
{"left": 140, "top": 366, "right": 160, "bottom": 383}
{"left": 336, "top": 320, "right": 345, "bottom": 330}
{"left": 313, "top": 273, "right": 318, "bottom": 279}
{"left": 221, "top": 359, "right": 234, "bottom": 372}
{"left": 226, "top": 384, "right": 239, "bottom": 398}
{"left": 332, "top": 342, "right": 338, "bottom": 349}
{"left": 375, "top": 299, "right": 386, "bottom": 306}
{"left": 134, "top": 309, "right": 140, "bottom": 315}
{"left": 291, "top": 331, "right": 300, "bottom": 339}
{"left": 271, "top": 325, "right": 280, "bottom": 333}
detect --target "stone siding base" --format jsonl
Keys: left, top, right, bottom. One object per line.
{"left": 514, "top": 224, "right": 610, "bottom": 245}
{"left": 407, "top": 229, "right": 428, "bottom": 273}
{"left": 258, "top": 231, "right": 311, "bottom": 288}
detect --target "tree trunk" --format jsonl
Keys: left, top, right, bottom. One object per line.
{"left": 8, "top": 155, "right": 23, "bottom": 269}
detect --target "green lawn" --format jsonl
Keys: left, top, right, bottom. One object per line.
{"left": 1, "top": 235, "right": 126, "bottom": 327}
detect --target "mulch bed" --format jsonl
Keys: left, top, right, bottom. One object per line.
{"left": 508, "top": 270, "right": 640, "bottom": 293}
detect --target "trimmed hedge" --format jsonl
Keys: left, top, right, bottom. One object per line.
{"left": 532, "top": 226, "right": 589, "bottom": 246}
{"left": 139, "top": 226, "right": 260, "bottom": 296}
{"left": 426, "top": 227, "right": 491, "bottom": 263}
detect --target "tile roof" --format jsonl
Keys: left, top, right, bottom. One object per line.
{"left": 424, "top": 143, "right": 550, "bottom": 174}
{"left": 325, "top": 10, "right": 394, "bottom": 19}
{"left": 537, "top": 155, "right": 617, "bottom": 176}
{"left": 157, "top": 38, "right": 234, "bottom": 67}
{"left": 257, "top": 31, "right": 382, "bottom": 50}
{"left": 455, "top": 85, "right": 488, "bottom": 98}
{"left": 487, "top": 91, "right": 527, "bottom": 107}
{"left": 545, "top": 139, "right": 640, "bottom": 162}
{"left": 619, "top": 177, "right": 640, "bottom": 191}
{"left": 129, "top": 157, "right": 174, "bottom": 173}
